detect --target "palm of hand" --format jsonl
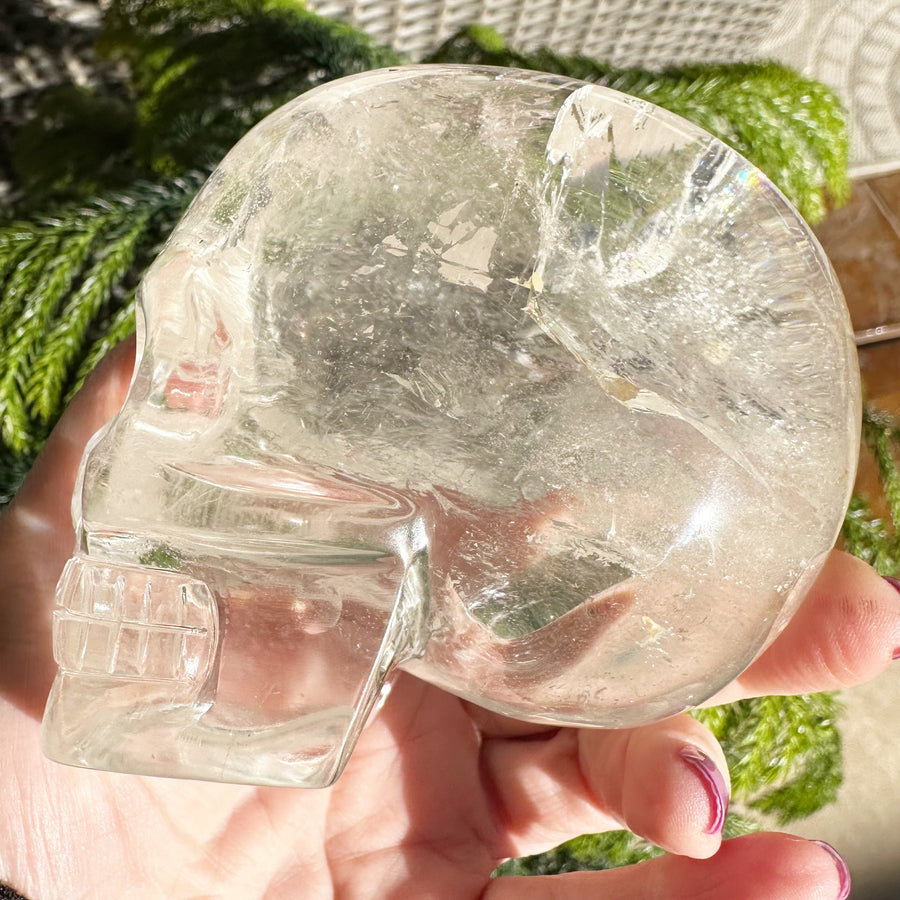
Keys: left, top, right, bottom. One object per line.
{"left": 1, "top": 665, "right": 502, "bottom": 897}
{"left": 1, "top": 341, "right": 898, "bottom": 900}
{"left": 0, "top": 402, "right": 501, "bottom": 898}
{"left": 0, "top": 384, "right": 543, "bottom": 899}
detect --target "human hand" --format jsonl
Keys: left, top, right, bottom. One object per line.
{"left": 1, "top": 340, "right": 897, "bottom": 899}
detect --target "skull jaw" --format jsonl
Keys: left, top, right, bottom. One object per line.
{"left": 42, "top": 673, "right": 361, "bottom": 787}
{"left": 42, "top": 542, "right": 429, "bottom": 788}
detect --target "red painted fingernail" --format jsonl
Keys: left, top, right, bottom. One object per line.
{"left": 679, "top": 746, "right": 728, "bottom": 834}
{"left": 811, "top": 840, "right": 851, "bottom": 900}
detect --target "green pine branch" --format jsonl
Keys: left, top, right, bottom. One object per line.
{"left": 841, "top": 406, "right": 900, "bottom": 577}
{"left": 71, "top": 290, "right": 139, "bottom": 402}
{"left": 25, "top": 210, "right": 151, "bottom": 421}
{"left": 0, "top": 178, "right": 198, "bottom": 453}
{"left": 0, "top": 229, "right": 60, "bottom": 336}
{"left": 0, "top": 227, "right": 44, "bottom": 294}
{"left": 842, "top": 495, "right": 900, "bottom": 578}
{"left": 0, "top": 222, "right": 99, "bottom": 452}
{"left": 693, "top": 693, "right": 843, "bottom": 825}
{"left": 868, "top": 418, "right": 900, "bottom": 533}
{"left": 427, "top": 26, "right": 849, "bottom": 223}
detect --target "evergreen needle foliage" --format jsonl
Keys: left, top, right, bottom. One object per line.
{"left": 693, "top": 693, "right": 843, "bottom": 824}
{"left": 72, "top": 292, "right": 141, "bottom": 398}
{"left": 0, "top": 177, "right": 200, "bottom": 454}
{"left": 430, "top": 26, "right": 849, "bottom": 222}
{"left": 842, "top": 494, "right": 900, "bottom": 578}
{"left": 842, "top": 407, "right": 900, "bottom": 578}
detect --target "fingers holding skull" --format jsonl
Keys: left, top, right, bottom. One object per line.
{"left": 484, "top": 832, "right": 849, "bottom": 900}
{"left": 711, "top": 550, "right": 900, "bottom": 705}
{"left": 480, "top": 712, "right": 729, "bottom": 862}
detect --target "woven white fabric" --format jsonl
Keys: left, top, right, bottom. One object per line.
{"left": 759, "top": 0, "right": 900, "bottom": 177}
{"left": 308, "top": 0, "right": 900, "bottom": 175}
{"left": 0, "top": 0, "right": 99, "bottom": 102}
{"left": 310, "top": 0, "right": 784, "bottom": 66}
{"left": 4, "top": 0, "right": 898, "bottom": 176}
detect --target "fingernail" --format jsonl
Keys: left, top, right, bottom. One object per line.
{"left": 883, "top": 580, "right": 900, "bottom": 659}
{"left": 679, "top": 746, "right": 728, "bottom": 834}
{"left": 811, "top": 840, "right": 851, "bottom": 900}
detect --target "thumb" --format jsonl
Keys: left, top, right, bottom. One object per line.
{"left": 0, "top": 337, "right": 136, "bottom": 716}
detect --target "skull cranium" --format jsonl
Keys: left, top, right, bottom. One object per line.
{"left": 42, "top": 66, "right": 860, "bottom": 787}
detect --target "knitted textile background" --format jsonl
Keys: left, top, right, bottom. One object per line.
{"left": 305, "top": 0, "right": 900, "bottom": 177}
{"left": 4, "top": 0, "right": 898, "bottom": 182}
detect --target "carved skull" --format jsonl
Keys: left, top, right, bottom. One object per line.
{"left": 42, "top": 66, "right": 859, "bottom": 787}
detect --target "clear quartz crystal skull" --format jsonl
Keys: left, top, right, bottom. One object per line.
{"left": 42, "top": 65, "right": 860, "bottom": 787}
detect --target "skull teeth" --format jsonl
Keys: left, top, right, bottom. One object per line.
{"left": 52, "top": 557, "right": 217, "bottom": 687}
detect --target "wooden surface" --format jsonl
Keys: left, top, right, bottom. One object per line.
{"left": 814, "top": 174, "right": 900, "bottom": 525}
{"left": 789, "top": 175, "right": 900, "bottom": 900}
